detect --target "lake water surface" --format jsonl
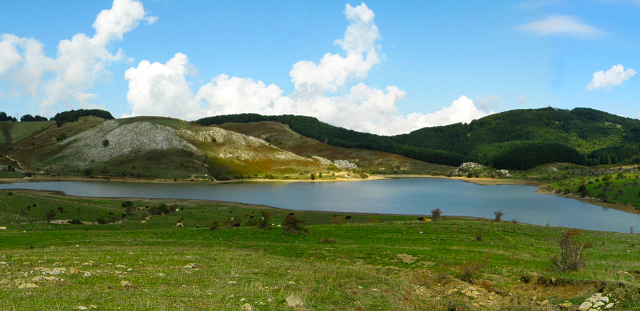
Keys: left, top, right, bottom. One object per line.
{"left": 1, "top": 178, "right": 639, "bottom": 233}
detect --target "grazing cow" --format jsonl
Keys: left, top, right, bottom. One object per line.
{"left": 33, "top": 204, "right": 37, "bottom": 207}
{"left": 229, "top": 210, "right": 234, "bottom": 213}
{"left": 345, "top": 216, "right": 352, "bottom": 220}
{"left": 176, "top": 222, "right": 184, "bottom": 228}
{"left": 417, "top": 217, "right": 425, "bottom": 221}
{"left": 196, "top": 224, "right": 200, "bottom": 228}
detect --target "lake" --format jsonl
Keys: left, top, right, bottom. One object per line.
{"left": 1, "top": 178, "right": 639, "bottom": 233}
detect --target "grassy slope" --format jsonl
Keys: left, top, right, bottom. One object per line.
{"left": 216, "top": 121, "right": 452, "bottom": 175}
{"left": 1, "top": 190, "right": 640, "bottom": 310}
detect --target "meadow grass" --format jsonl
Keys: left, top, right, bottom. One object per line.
{"left": 2, "top": 190, "right": 640, "bottom": 310}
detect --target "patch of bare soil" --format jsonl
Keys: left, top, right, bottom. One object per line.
{"left": 406, "top": 270, "right": 615, "bottom": 310}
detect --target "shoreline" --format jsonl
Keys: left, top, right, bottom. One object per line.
{"left": 2, "top": 173, "right": 638, "bottom": 216}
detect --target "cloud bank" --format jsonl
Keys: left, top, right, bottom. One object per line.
{"left": 0, "top": 0, "right": 156, "bottom": 115}
{"left": 517, "top": 15, "right": 604, "bottom": 38}
{"left": 586, "top": 64, "right": 636, "bottom": 91}
{"left": 125, "top": 3, "right": 489, "bottom": 135}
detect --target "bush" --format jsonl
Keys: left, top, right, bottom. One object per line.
{"left": 551, "top": 229, "right": 590, "bottom": 272}
{"left": 68, "top": 219, "right": 82, "bottom": 225}
{"left": 55, "top": 133, "right": 68, "bottom": 141}
{"left": 96, "top": 217, "right": 107, "bottom": 224}
{"left": 431, "top": 208, "right": 442, "bottom": 221}
{"left": 223, "top": 218, "right": 242, "bottom": 228}
{"left": 44, "top": 209, "right": 56, "bottom": 223}
{"left": 257, "top": 211, "right": 272, "bottom": 229}
{"left": 102, "top": 139, "right": 109, "bottom": 147}
{"left": 282, "top": 213, "right": 307, "bottom": 236}
{"left": 208, "top": 221, "right": 219, "bottom": 230}
{"left": 493, "top": 211, "right": 504, "bottom": 222}
{"left": 149, "top": 203, "right": 170, "bottom": 215}
{"left": 458, "top": 258, "right": 488, "bottom": 282}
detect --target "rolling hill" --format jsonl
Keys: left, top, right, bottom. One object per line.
{"left": 196, "top": 107, "right": 640, "bottom": 170}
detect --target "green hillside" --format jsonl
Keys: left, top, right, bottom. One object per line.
{"left": 195, "top": 107, "right": 640, "bottom": 170}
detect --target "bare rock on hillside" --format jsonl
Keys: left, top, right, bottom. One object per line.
{"left": 178, "top": 127, "right": 314, "bottom": 162}
{"left": 52, "top": 120, "right": 199, "bottom": 169}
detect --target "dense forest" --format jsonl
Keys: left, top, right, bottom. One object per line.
{"left": 195, "top": 107, "right": 640, "bottom": 170}
{"left": 52, "top": 109, "right": 114, "bottom": 127}
{"left": 0, "top": 112, "right": 17, "bottom": 122}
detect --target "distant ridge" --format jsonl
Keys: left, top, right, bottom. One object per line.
{"left": 195, "top": 107, "right": 640, "bottom": 170}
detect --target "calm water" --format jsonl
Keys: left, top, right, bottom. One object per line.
{"left": 1, "top": 178, "right": 639, "bottom": 233}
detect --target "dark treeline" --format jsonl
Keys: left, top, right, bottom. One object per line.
{"left": 195, "top": 107, "right": 640, "bottom": 170}
{"left": 0, "top": 112, "right": 17, "bottom": 122}
{"left": 20, "top": 114, "right": 48, "bottom": 122}
{"left": 52, "top": 109, "right": 114, "bottom": 127}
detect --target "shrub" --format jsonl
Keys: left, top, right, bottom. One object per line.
{"left": 149, "top": 203, "right": 170, "bottom": 215}
{"left": 282, "top": 213, "right": 307, "bottom": 236}
{"left": 458, "top": 257, "right": 488, "bottom": 282}
{"left": 257, "top": 211, "right": 272, "bottom": 229}
{"left": 102, "top": 139, "right": 109, "bottom": 147}
{"left": 68, "top": 219, "right": 82, "bottom": 225}
{"left": 44, "top": 209, "right": 56, "bottom": 223}
{"left": 96, "top": 217, "right": 107, "bottom": 224}
{"left": 431, "top": 208, "right": 442, "bottom": 221}
{"left": 7, "top": 192, "right": 13, "bottom": 196}
{"left": 493, "top": 211, "right": 504, "bottom": 222}
{"left": 578, "top": 184, "right": 587, "bottom": 192}
{"left": 551, "top": 228, "right": 590, "bottom": 272}
{"left": 208, "top": 221, "right": 219, "bottom": 230}
{"left": 55, "top": 133, "right": 68, "bottom": 141}
{"left": 84, "top": 168, "right": 93, "bottom": 176}
{"left": 318, "top": 234, "right": 337, "bottom": 244}
{"left": 223, "top": 218, "right": 242, "bottom": 228}
{"left": 56, "top": 206, "right": 64, "bottom": 213}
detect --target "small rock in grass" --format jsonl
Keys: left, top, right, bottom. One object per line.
{"left": 70, "top": 267, "right": 79, "bottom": 274}
{"left": 605, "top": 302, "right": 615, "bottom": 309}
{"left": 18, "top": 283, "right": 38, "bottom": 289}
{"left": 75, "top": 307, "right": 88, "bottom": 310}
{"left": 559, "top": 301, "right": 572, "bottom": 308}
{"left": 577, "top": 301, "right": 591, "bottom": 311}
{"left": 120, "top": 280, "right": 134, "bottom": 289}
{"left": 286, "top": 295, "right": 304, "bottom": 308}
{"left": 240, "top": 303, "right": 254, "bottom": 311}
{"left": 184, "top": 263, "right": 197, "bottom": 269}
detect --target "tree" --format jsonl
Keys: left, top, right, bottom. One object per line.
{"left": 431, "top": 208, "right": 442, "bottom": 221}
{"left": 551, "top": 229, "right": 590, "bottom": 272}
{"left": 493, "top": 211, "right": 504, "bottom": 222}
{"left": 44, "top": 209, "right": 56, "bottom": 223}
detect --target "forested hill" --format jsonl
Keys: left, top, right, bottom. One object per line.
{"left": 194, "top": 107, "right": 640, "bottom": 170}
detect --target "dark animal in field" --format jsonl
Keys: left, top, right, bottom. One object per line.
{"left": 33, "top": 204, "right": 37, "bottom": 207}
{"left": 122, "top": 213, "right": 126, "bottom": 217}
{"left": 417, "top": 217, "right": 425, "bottom": 221}
{"left": 109, "top": 212, "right": 113, "bottom": 215}
{"left": 26, "top": 206, "right": 31, "bottom": 210}
{"left": 229, "top": 210, "right": 234, "bottom": 213}
{"left": 196, "top": 224, "right": 200, "bottom": 228}
{"left": 345, "top": 216, "right": 352, "bottom": 220}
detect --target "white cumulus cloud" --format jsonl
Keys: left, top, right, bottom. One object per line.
{"left": 586, "top": 64, "right": 636, "bottom": 91}
{"left": 517, "top": 15, "right": 604, "bottom": 38}
{"left": 0, "top": 0, "right": 156, "bottom": 115}
{"left": 125, "top": 3, "right": 489, "bottom": 135}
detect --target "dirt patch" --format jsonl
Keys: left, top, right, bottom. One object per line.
{"left": 510, "top": 276, "right": 605, "bottom": 301}
{"left": 396, "top": 254, "right": 418, "bottom": 264}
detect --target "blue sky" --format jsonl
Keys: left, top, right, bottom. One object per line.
{"left": 0, "top": 0, "right": 638, "bottom": 135}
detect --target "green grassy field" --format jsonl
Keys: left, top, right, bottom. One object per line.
{"left": 1, "top": 189, "right": 640, "bottom": 310}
